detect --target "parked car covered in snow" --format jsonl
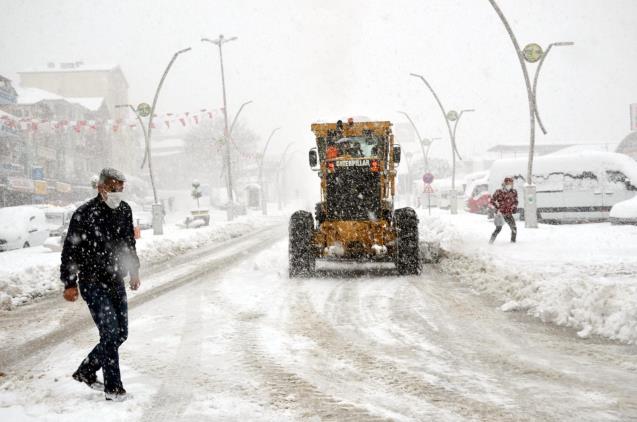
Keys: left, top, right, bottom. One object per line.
{"left": 609, "top": 196, "right": 637, "bottom": 224}
{"left": 39, "top": 205, "right": 75, "bottom": 237}
{"left": 488, "top": 151, "right": 637, "bottom": 223}
{"left": 464, "top": 175, "right": 491, "bottom": 214}
{"left": 0, "top": 206, "right": 50, "bottom": 251}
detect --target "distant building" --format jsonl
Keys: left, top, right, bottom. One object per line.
{"left": 18, "top": 62, "right": 128, "bottom": 117}
{"left": 616, "top": 131, "right": 637, "bottom": 161}
{"left": 18, "top": 62, "right": 138, "bottom": 176}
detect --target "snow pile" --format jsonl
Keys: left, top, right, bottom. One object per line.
{"left": 0, "top": 215, "right": 278, "bottom": 310}
{"left": 419, "top": 210, "right": 637, "bottom": 344}
{"left": 610, "top": 196, "right": 637, "bottom": 219}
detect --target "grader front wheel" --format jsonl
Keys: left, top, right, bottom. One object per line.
{"left": 394, "top": 207, "right": 421, "bottom": 275}
{"left": 289, "top": 210, "right": 316, "bottom": 278}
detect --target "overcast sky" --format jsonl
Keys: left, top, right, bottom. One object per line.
{"left": 2, "top": 0, "right": 636, "bottom": 160}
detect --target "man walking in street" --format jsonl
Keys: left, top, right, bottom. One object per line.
{"left": 60, "top": 168, "right": 140, "bottom": 401}
{"left": 489, "top": 177, "right": 518, "bottom": 244}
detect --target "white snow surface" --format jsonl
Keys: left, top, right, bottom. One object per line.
{"left": 419, "top": 209, "right": 637, "bottom": 344}
{"left": 0, "top": 214, "right": 275, "bottom": 310}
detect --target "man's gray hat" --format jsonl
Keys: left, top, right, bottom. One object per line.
{"left": 99, "top": 167, "right": 126, "bottom": 184}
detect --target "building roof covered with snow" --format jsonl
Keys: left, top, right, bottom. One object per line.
{"left": 67, "top": 97, "right": 106, "bottom": 112}
{"left": 15, "top": 86, "right": 65, "bottom": 104}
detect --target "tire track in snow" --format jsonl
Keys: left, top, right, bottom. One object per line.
{"left": 233, "top": 310, "right": 391, "bottom": 422}
{"left": 140, "top": 286, "right": 203, "bottom": 421}
{"left": 290, "top": 284, "right": 524, "bottom": 421}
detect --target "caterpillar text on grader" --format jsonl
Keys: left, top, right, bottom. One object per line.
{"left": 289, "top": 118, "right": 421, "bottom": 277}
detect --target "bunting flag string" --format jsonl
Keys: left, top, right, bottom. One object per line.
{"left": 0, "top": 108, "right": 220, "bottom": 134}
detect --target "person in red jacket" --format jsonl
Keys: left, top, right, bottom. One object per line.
{"left": 489, "top": 177, "right": 518, "bottom": 243}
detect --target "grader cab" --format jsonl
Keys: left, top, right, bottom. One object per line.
{"left": 289, "top": 118, "right": 421, "bottom": 277}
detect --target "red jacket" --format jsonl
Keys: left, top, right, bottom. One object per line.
{"left": 490, "top": 188, "right": 518, "bottom": 215}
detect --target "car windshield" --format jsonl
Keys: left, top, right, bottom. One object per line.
{"left": 333, "top": 136, "right": 381, "bottom": 158}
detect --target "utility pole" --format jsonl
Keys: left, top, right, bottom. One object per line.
{"left": 202, "top": 34, "right": 238, "bottom": 221}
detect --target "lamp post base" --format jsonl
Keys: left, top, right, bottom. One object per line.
{"left": 524, "top": 185, "right": 538, "bottom": 228}
{"left": 152, "top": 203, "right": 164, "bottom": 235}
{"left": 449, "top": 189, "right": 458, "bottom": 215}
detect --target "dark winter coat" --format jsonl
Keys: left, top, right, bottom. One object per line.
{"left": 490, "top": 188, "right": 519, "bottom": 215}
{"left": 60, "top": 195, "right": 140, "bottom": 289}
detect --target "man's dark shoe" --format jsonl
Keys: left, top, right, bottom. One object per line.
{"left": 72, "top": 369, "right": 104, "bottom": 392}
{"left": 105, "top": 387, "right": 129, "bottom": 402}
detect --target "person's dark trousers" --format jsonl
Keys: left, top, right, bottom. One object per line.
{"left": 76, "top": 280, "right": 128, "bottom": 393}
{"left": 490, "top": 214, "right": 517, "bottom": 243}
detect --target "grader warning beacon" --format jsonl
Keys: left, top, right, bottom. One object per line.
{"left": 289, "top": 118, "right": 421, "bottom": 277}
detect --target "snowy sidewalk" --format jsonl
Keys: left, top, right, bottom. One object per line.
{"left": 0, "top": 214, "right": 282, "bottom": 310}
{"left": 419, "top": 209, "right": 637, "bottom": 344}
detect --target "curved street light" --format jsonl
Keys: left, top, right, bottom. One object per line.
{"left": 409, "top": 73, "right": 474, "bottom": 214}
{"left": 143, "top": 46, "right": 191, "bottom": 235}
{"left": 397, "top": 111, "right": 441, "bottom": 172}
{"left": 487, "top": 0, "right": 573, "bottom": 228}
{"left": 532, "top": 42, "right": 575, "bottom": 134}
{"left": 229, "top": 100, "right": 253, "bottom": 138}
{"left": 115, "top": 104, "right": 149, "bottom": 169}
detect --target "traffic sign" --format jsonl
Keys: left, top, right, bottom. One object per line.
{"left": 423, "top": 184, "right": 434, "bottom": 194}
{"left": 446, "top": 110, "right": 458, "bottom": 122}
{"left": 523, "top": 43, "right": 544, "bottom": 63}
{"left": 422, "top": 172, "right": 434, "bottom": 184}
{"left": 137, "top": 102, "right": 152, "bottom": 117}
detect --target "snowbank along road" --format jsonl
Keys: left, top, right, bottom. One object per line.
{"left": 1, "top": 226, "right": 636, "bottom": 421}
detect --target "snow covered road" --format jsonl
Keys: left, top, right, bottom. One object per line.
{"left": 1, "top": 234, "right": 636, "bottom": 421}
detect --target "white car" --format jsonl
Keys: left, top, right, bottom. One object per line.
{"left": 609, "top": 196, "right": 637, "bottom": 225}
{"left": 0, "top": 206, "right": 50, "bottom": 251}
{"left": 40, "top": 205, "right": 75, "bottom": 237}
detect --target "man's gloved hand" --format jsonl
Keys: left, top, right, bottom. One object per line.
{"left": 129, "top": 276, "right": 141, "bottom": 291}
{"left": 63, "top": 287, "right": 78, "bottom": 302}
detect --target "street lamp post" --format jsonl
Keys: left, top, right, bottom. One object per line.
{"left": 115, "top": 104, "right": 149, "bottom": 169}
{"left": 487, "top": 0, "right": 573, "bottom": 228}
{"left": 397, "top": 111, "right": 442, "bottom": 171}
{"left": 218, "top": 100, "right": 252, "bottom": 193}
{"left": 421, "top": 137, "right": 441, "bottom": 171}
{"left": 202, "top": 34, "right": 238, "bottom": 221}
{"left": 258, "top": 127, "right": 280, "bottom": 215}
{"left": 229, "top": 100, "right": 252, "bottom": 138}
{"left": 125, "top": 47, "right": 191, "bottom": 235}
{"left": 147, "top": 47, "right": 191, "bottom": 235}
{"left": 408, "top": 73, "right": 474, "bottom": 214}
{"left": 532, "top": 42, "right": 575, "bottom": 135}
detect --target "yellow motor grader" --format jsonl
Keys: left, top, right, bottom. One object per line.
{"left": 289, "top": 118, "right": 421, "bottom": 277}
